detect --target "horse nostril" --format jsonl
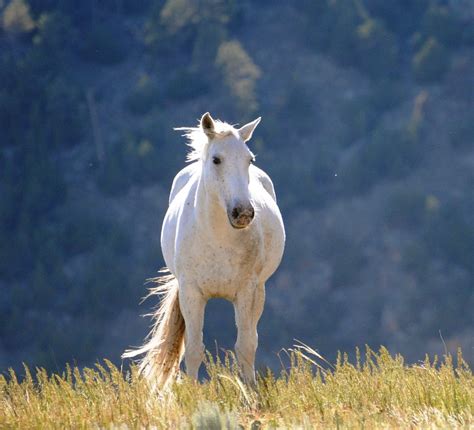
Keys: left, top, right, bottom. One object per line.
{"left": 249, "top": 206, "right": 255, "bottom": 219}
{"left": 231, "top": 207, "right": 240, "bottom": 219}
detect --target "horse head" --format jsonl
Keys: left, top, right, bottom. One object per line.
{"left": 200, "top": 112, "right": 261, "bottom": 229}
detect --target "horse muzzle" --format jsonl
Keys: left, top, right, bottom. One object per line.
{"left": 229, "top": 204, "right": 255, "bottom": 229}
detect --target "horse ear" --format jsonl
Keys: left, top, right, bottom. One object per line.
{"left": 201, "top": 112, "right": 216, "bottom": 139}
{"left": 238, "top": 117, "right": 261, "bottom": 142}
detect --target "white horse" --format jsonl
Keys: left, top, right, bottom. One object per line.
{"left": 123, "top": 113, "right": 285, "bottom": 388}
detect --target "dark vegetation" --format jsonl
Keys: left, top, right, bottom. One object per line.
{"left": 0, "top": 0, "right": 473, "bottom": 370}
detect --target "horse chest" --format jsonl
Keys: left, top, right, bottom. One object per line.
{"left": 178, "top": 229, "right": 264, "bottom": 298}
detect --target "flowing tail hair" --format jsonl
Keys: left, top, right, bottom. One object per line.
{"left": 122, "top": 270, "right": 185, "bottom": 390}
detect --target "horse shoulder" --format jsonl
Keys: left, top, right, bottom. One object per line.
{"left": 169, "top": 162, "right": 199, "bottom": 205}
{"left": 250, "top": 165, "right": 277, "bottom": 202}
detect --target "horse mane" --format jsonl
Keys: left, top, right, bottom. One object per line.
{"left": 175, "top": 119, "right": 237, "bottom": 163}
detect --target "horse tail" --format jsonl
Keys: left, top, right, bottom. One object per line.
{"left": 122, "top": 271, "right": 185, "bottom": 390}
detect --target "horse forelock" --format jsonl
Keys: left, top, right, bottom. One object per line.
{"left": 175, "top": 120, "right": 238, "bottom": 163}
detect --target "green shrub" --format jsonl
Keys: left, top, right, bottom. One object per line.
{"left": 339, "top": 98, "right": 378, "bottom": 146}
{"left": 368, "top": 79, "right": 404, "bottom": 112}
{"left": 1, "top": 0, "right": 35, "bottom": 36}
{"left": 192, "top": 402, "right": 238, "bottom": 430}
{"left": 384, "top": 189, "right": 427, "bottom": 229}
{"left": 192, "top": 21, "right": 227, "bottom": 72}
{"left": 450, "top": 118, "right": 474, "bottom": 150}
{"left": 146, "top": 0, "right": 239, "bottom": 55}
{"left": 0, "top": 54, "right": 40, "bottom": 147}
{"left": 61, "top": 215, "right": 104, "bottom": 256}
{"left": 127, "top": 138, "right": 163, "bottom": 185}
{"left": 339, "top": 82, "right": 404, "bottom": 147}
{"left": 0, "top": 148, "right": 68, "bottom": 262}
{"left": 370, "top": 129, "right": 418, "bottom": 174}
{"left": 165, "top": 69, "right": 209, "bottom": 101}
{"left": 0, "top": 169, "right": 18, "bottom": 231}
{"left": 412, "top": 37, "right": 449, "bottom": 83}
{"left": 310, "top": 147, "right": 336, "bottom": 187}
{"left": 0, "top": 228, "right": 32, "bottom": 280}
{"left": 0, "top": 21, "right": 83, "bottom": 150}
{"left": 121, "top": 0, "right": 152, "bottom": 15}
{"left": 355, "top": 18, "right": 399, "bottom": 79}
{"left": 324, "top": 0, "right": 362, "bottom": 66}
{"left": 31, "top": 12, "right": 76, "bottom": 70}
{"left": 307, "top": 1, "right": 463, "bottom": 82}
{"left": 97, "top": 134, "right": 168, "bottom": 196}
{"left": 101, "top": 222, "right": 131, "bottom": 256}
{"left": 282, "top": 82, "right": 316, "bottom": 130}
{"left": 364, "top": 0, "right": 429, "bottom": 37}
{"left": 341, "top": 126, "right": 422, "bottom": 194}
{"left": 21, "top": 151, "right": 67, "bottom": 218}
{"left": 80, "top": 23, "right": 127, "bottom": 65}
{"left": 30, "top": 262, "right": 58, "bottom": 308}
{"left": 308, "top": 0, "right": 400, "bottom": 80}
{"left": 125, "top": 74, "right": 160, "bottom": 115}
{"left": 401, "top": 241, "right": 430, "bottom": 276}
{"left": 421, "top": 5, "right": 462, "bottom": 47}
{"left": 160, "top": 0, "right": 197, "bottom": 34}
{"left": 461, "top": 20, "right": 474, "bottom": 45}
{"left": 83, "top": 251, "right": 130, "bottom": 316}
{"left": 32, "top": 314, "right": 101, "bottom": 367}
{"left": 33, "top": 227, "right": 65, "bottom": 272}
{"left": 96, "top": 148, "right": 132, "bottom": 196}
{"left": 144, "top": 0, "right": 196, "bottom": 53}
{"left": 216, "top": 40, "right": 261, "bottom": 115}
{"left": 320, "top": 230, "right": 366, "bottom": 288}
{"left": 44, "top": 78, "right": 85, "bottom": 147}
{"left": 423, "top": 205, "right": 474, "bottom": 273}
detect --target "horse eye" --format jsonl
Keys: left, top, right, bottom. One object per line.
{"left": 250, "top": 157, "right": 256, "bottom": 164}
{"left": 212, "top": 156, "right": 221, "bottom": 165}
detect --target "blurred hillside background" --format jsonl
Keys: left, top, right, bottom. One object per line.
{"left": 0, "top": 0, "right": 473, "bottom": 372}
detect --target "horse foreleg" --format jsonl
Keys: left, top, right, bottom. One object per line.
{"left": 179, "top": 285, "right": 206, "bottom": 380}
{"left": 234, "top": 283, "right": 265, "bottom": 385}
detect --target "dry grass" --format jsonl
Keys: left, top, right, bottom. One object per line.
{"left": 1, "top": 345, "right": 472, "bottom": 429}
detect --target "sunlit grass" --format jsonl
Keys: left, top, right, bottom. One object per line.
{"left": 1, "top": 345, "right": 472, "bottom": 429}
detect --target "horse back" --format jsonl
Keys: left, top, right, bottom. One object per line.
{"left": 168, "top": 162, "right": 200, "bottom": 205}
{"left": 250, "top": 165, "right": 277, "bottom": 202}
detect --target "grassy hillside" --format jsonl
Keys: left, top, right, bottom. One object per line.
{"left": 1, "top": 347, "right": 473, "bottom": 429}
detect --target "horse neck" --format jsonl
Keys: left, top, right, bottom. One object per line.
{"left": 195, "top": 175, "right": 232, "bottom": 240}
